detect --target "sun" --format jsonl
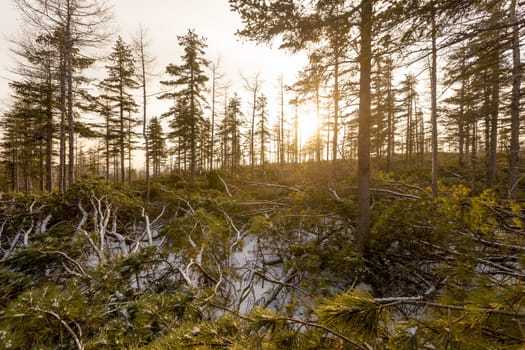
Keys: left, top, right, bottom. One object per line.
{"left": 298, "top": 110, "right": 320, "bottom": 145}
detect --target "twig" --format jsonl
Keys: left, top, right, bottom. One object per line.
{"left": 245, "top": 181, "right": 303, "bottom": 193}
{"left": 217, "top": 174, "right": 232, "bottom": 197}
{"left": 375, "top": 299, "right": 525, "bottom": 318}
{"left": 40, "top": 250, "right": 89, "bottom": 277}
{"left": 30, "top": 307, "right": 84, "bottom": 350}
{"left": 283, "top": 317, "right": 372, "bottom": 350}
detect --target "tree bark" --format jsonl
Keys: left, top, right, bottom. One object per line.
{"left": 509, "top": 0, "right": 522, "bottom": 199}
{"left": 357, "top": 0, "right": 372, "bottom": 256}
{"left": 430, "top": 0, "right": 439, "bottom": 197}
{"left": 138, "top": 32, "right": 150, "bottom": 201}
{"left": 66, "top": 0, "right": 75, "bottom": 188}
{"left": 332, "top": 52, "right": 340, "bottom": 180}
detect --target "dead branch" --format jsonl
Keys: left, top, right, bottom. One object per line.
{"left": 237, "top": 200, "right": 287, "bottom": 206}
{"left": 30, "top": 307, "right": 84, "bottom": 350}
{"left": 416, "top": 240, "right": 525, "bottom": 279}
{"left": 459, "top": 230, "right": 525, "bottom": 252}
{"left": 282, "top": 317, "right": 372, "bottom": 350}
{"left": 1, "top": 229, "right": 22, "bottom": 261}
{"left": 140, "top": 207, "right": 153, "bottom": 245}
{"left": 38, "top": 214, "right": 52, "bottom": 234}
{"left": 254, "top": 270, "right": 308, "bottom": 295}
{"left": 217, "top": 174, "right": 232, "bottom": 197}
{"left": 375, "top": 299, "right": 525, "bottom": 318}
{"left": 375, "top": 179, "right": 432, "bottom": 198}
{"left": 370, "top": 188, "right": 421, "bottom": 200}
{"left": 77, "top": 202, "right": 103, "bottom": 262}
{"left": 245, "top": 181, "right": 303, "bottom": 193}
{"left": 41, "top": 250, "right": 89, "bottom": 277}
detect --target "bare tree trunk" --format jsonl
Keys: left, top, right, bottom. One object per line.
{"left": 332, "top": 53, "right": 339, "bottom": 180}
{"left": 315, "top": 85, "right": 321, "bottom": 165}
{"left": 357, "top": 0, "right": 372, "bottom": 256}
{"left": 45, "top": 69, "right": 53, "bottom": 192}
{"left": 244, "top": 73, "right": 260, "bottom": 179}
{"left": 509, "top": 0, "right": 522, "bottom": 199}
{"left": 458, "top": 55, "right": 466, "bottom": 166}
{"left": 66, "top": 0, "right": 75, "bottom": 189}
{"left": 59, "top": 42, "right": 66, "bottom": 193}
{"left": 386, "top": 58, "right": 394, "bottom": 172}
{"left": 139, "top": 35, "right": 150, "bottom": 200}
{"left": 279, "top": 75, "right": 285, "bottom": 166}
{"left": 471, "top": 119, "right": 477, "bottom": 193}
{"left": 430, "top": 0, "right": 439, "bottom": 197}
{"left": 488, "top": 59, "right": 499, "bottom": 188}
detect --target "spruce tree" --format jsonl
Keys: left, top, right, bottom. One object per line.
{"left": 147, "top": 117, "right": 167, "bottom": 178}
{"left": 159, "top": 29, "right": 210, "bottom": 183}
{"left": 99, "top": 36, "right": 139, "bottom": 184}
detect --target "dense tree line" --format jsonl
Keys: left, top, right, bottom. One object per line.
{"left": 2, "top": 1, "right": 522, "bottom": 202}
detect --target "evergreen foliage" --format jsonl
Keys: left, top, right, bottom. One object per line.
{"left": 0, "top": 0, "right": 523, "bottom": 348}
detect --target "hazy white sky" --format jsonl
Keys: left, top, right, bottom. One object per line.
{"left": 0, "top": 0, "right": 307, "bottom": 116}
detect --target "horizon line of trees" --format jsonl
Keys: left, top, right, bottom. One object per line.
{"left": 0, "top": 0, "right": 523, "bottom": 213}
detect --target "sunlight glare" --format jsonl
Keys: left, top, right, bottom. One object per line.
{"left": 298, "top": 110, "right": 319, "bottom": 144}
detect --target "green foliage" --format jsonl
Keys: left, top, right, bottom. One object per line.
{"left": 0, "top": 168, "right": 523, "bottom": 349}
{"left": 316, "top": 289, "right": 388, "bottom": 342}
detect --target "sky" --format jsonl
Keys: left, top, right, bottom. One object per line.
{"left": 0, "top": 0, "right": 307, "bottom": 117}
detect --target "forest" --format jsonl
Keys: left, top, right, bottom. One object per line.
{"left": 0, "top": 0, "right": 524, "bottom": 349}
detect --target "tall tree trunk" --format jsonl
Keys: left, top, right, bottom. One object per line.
{"left": 105, "top": 119, "right": 110, "bottom": 182}
{"left": 458, "top": 57, "right": 466, "bottom": 166}
{"left": 293, "top": 99, "right": 299, "bottom": 163}
{"left": 357, "top": 0, "right": 372, "bottom": 256}
{"left": 119, "top": 102, "right": 125, "bottom": 183}
{"left": 509, "top": 0, "right": 522, "bottom": 199}
{"left": 249, "top": 84, "right": 257, "bottom": 178}
{"left": 405, "top": 78, "right": 412, "bottom": 166}
{"left": 45, "top": 71, "right": 53, "bottom": 192}
{"left": 210, "top": 64, "right": 217, "bottom": 172}
{"left": 190, "top": 65, "right": 196, "bottom": 183}
{"left": 386, "top": 58, "right": 394, "bottom": 172}
{"left": 316, "top": 84, "right": 321, "bottom": 165}
{"left": 59, "top": 41, "right": 66, "bottom": 193}
{"left": 471, "top": 118, "right": 477, "bottom": 193}
{"left": 490, "top": 72, "right": 498, "bottom": 188}
{"left": 66, "top": 2, "right": 74, "bottom": 189}
{"left": 430, "top": 0, "right": 439, "bottom": 197}
{"left": 332, "top": 53, "right": 339, "bottom": 180}
{"left": 138, "top": 32, "right": 150, "bottom": 201}
{"left": 279, "top": 75, "right": 285, "bottom": 166}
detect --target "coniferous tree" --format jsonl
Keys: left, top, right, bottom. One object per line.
{"left": 370, "top": 54, "right": 396, "bottom": 166}
{"left": 147, "top": 117, "right": 167, "bottom": 178}
{"left": 99, "top": 36, "right": 138, "bottom": 184}
{"left": 15, "top": 0, "right": 111, "bottom": 190}
{"left": 13, "top": 33, "right": 60, "bottom": 192}
{"left": 255, "top": 94, "right": 270, "bottom": 174}
{"left": 293, "top": 52, "right": 326, "bottom": 168}
{"left": 159, "top": 29, "right": 210, "bottom": 183}
{"left": 398, "top": 74, "right": 419, "bottom": 165}
{"left": 219, "top": 94, "right": 243, "bottom": 177}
